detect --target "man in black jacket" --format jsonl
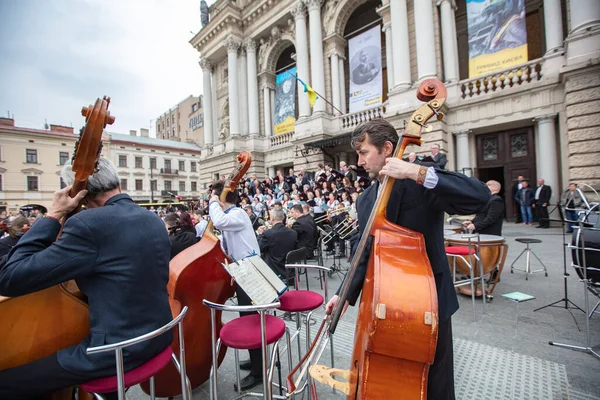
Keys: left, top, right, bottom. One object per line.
{"left": 290, "top": 204, "right": 316, "bottom": 260}
{"left": 325, "top": 119, "right": 489, "bottom": 400}
{"left": 257, "top": 208, "right": 297, "bottom": 282}
{"left": 533, "top": 178, "right": 552, "bottom": 228}
{"left": 463, "top": 180, "right": 505, "bottom": 236}
{"left": 164, "top": 213, "right": 198, "bottom": 259}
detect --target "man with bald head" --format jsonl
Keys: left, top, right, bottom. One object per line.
{"left": 533, "top": 178, "right": 552, "bottom": 229}
{"left": 463, "top": 180, "right": 504, "bottom": 236}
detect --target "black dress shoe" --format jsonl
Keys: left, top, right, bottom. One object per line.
{"left": 536, "top": 225, "right": 543, "bottom": 228}
{"left": 239, "top": 359, "right": 252, "bottom": 371}
{"left": 234, "top": 372, "right": 263, "bottom": 391}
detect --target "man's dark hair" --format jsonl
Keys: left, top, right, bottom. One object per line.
{"left": 350, "top": 118, "right": 399, "bottom": 153}
{"left": 164, "top": 213, "right": 180, "bottom": 227}
{"left": 291, "top": 204, "right": 303, "bottom": 214}
{"left": 211, "top": 180, "right": 239, "bottom": 204}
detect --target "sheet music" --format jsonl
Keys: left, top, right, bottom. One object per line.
{"left": 223, "top": 257, "right": 282, "bottom": 305}
{"left": 245, "top": 255, "right": 287, "bottom": 296}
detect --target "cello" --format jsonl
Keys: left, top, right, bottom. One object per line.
{"left": 0, "top": 97, "right": 114, "bottom": 397}
{"left": 287, "top": 80, "right": 447, "bottom": 399}
{"left": 143, "top": 151, "right": 252, "bottom": 397}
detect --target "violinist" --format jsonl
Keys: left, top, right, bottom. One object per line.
{"left": 325, "top": 119, "right": 490, "bottom": 400}
{"left": 0, "top": 157, "right": 173, "bottom": 399}
{"left": 0, "top": 215, "right": 29, "bottom": 259}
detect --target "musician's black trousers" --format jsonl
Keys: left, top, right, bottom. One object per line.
{"left": 0, "top": 352, "right": 118, "bottom": 400}
{"left": 236, "top": 286, "right": 263, "bottom": 376}
{"left": 536, "top": 205, "right": 549, "bottom": 227}
{"left": 427, "top": 318, "right": 455, "bottom": 400}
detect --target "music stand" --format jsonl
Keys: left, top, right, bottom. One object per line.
{"left": 534, "top": 202, "right": 584, "bottom": 319}
{"left": 549, "top": 216, "right": 600, "bottom": 360}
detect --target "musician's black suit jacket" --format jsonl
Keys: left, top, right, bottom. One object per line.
{"left": 345, "top": 166, "right": 490, "bottom": 323}
{"left": 258, "top": 223, "right": 298, "bottom": 277}
{"left": 292, "top": 214, "right": 317, "bottom": 257}
{"left": 472, "top": 194, "right": 504, "bottom": 236}
{"left": 535, "top": 185, "right": 552, "bottom": 205}
{"left": 0, "top": 194, "right": 173, "bottom": 378}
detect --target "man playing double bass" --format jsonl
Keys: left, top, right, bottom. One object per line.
{"left": 326, "top": 119, "right": 490, "bottom": 399}
{"left": 0, "top": 157, "right": 173, "bottom": 399}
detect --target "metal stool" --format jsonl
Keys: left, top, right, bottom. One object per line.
{"left": 510, "top": 238, "right": 548, "bottom": 280}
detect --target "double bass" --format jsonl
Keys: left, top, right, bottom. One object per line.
{"left": 288, "top": 80, "right": 447, "bottom": 399}
{"left": 0, "top": 97, "right": 114, "bottom": 397}
{"left": 143, "top": 151, "right": 252, "bottom": 396}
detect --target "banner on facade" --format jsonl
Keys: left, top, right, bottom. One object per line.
{"left": 467, "top": 0, "right": 528, "bottom": 78}
{"left": 274, "top": 67, "right": 297, "bottom": 135}
{"left": 348, "top": 25, "right": 382, "bottom": 113}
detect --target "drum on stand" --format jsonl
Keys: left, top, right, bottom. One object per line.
{"left": 445, "top": 234, "right": 508, "bottom": 296}
{"left": 570, "top": 211, "right": 600, "bottom": 284}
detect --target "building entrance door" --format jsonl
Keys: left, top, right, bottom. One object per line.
{"left": 476, "top": 128, "right": 536, "bottom": 221}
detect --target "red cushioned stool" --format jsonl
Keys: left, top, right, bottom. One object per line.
{"left": 79, "top": 306, "right": 190, "bottom": 400}
{"left": 203, "top": 300, "right": 292, "bottom": 400}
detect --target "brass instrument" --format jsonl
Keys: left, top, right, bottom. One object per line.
{"left": 318, "top": 215, "right": 357, "bottom": 245}
{"left": 313, "top": 206, "right": 352, "bottom": 224}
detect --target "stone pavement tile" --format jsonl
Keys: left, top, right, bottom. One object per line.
{"left": 566, "top": 373, "right": 600, "bottom": 399}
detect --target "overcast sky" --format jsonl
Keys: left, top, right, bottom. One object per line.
{"left": 0, "top": 0, "right": 213, "bottom": 136}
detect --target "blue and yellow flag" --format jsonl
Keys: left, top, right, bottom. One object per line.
{"left": 294, "top": 75, "right": 318, "bottom": 107}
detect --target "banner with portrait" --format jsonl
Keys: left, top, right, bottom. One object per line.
{"left": 348, "top": 26, "right": 382, "bottom": 113}
{"left": 467, "top": 0, "right": 528, "bottom": 78}
{"left": 273, "top": 67, "right": 296, "bottom": 135}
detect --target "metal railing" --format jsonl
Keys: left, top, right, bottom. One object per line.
{"left": 341, "top": 105, "right": 385, "bottom": 129}
{"left": 160, "top": 168, "right": 179, "bottom": 175}
{"left": 269, "top": 131, "right": 294, "bottom": 147}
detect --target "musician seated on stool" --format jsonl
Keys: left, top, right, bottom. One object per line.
{"left": 290, "top": 204, "right": 316, "bottom": 260}
{"left": 325, "top": 119, "right": 489, "bottom": 400}
{"left": 462, "top": 180, "right": 504, "bottom": 236}
{"left": 0, "top": 157, "right": 173, "bottom": 400}
{"left": 0, "top": 215, "right": 29, "bottom": 260}
{"left": 330, "top": 202, "right": 350, "bottom": 258}
{"left": 244, "top": 205, "right": 261, "bottom": 231}
{"left": 302, "top": 203, "right": 319, "bottom": 259}
{"left": 256, "top": 208, "right": 297, "bottom": 285}
{"left": 208, "top": 180, "right": 264, "bottom": 391}
{"left": 164, "top": 212, "right": 198, "bottom": 260}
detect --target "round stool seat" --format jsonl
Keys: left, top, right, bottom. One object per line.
{"left": 80, "top": 346, "right": 172, "bottom": 393}
{"left": 220, "top": 314, "right": 286, "bottom": 350}
{"left": 445, "top": 246, "right": 476, "bottom": 256}
{"left": 279, "top": 290, "right": 324, "bottom": 313}
{"left": 516, "top": 238, "right": 542, "bottom": 244}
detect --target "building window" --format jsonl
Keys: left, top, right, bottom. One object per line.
{"left": 27, "top": 176, "right": 38, "bottom": 191}
{"left": 164, "top": 180, "right": 172, "bottom": 191}
{"left": 118, "top": 155, "right": 127, "bottom": 167}
{"left": 191, "top": 181, "right": 197, "bottom": 192}
{"left": 120, "top": 179, "right": 128, "bottom": 190}
{"left": 59, "top": 152, "right": 69, "bottom": 166}
{"left": 151, "top": 180, "right": 157, "bottom": 191}
{"left": 191, "top": 161, "right": 197, "bottom": 172}
{"left": 179, "top": 160, "right": 185, "bottom": 171}
{"left": 179, "top": 181, "right": 185, "bottom": 192}
{"left": 150, "top": 157, "right": 157, "bottom": 170}
{"left": 164, "top": 159, "right": 171, "bottom": 169}
{"left": 135, "top": 156, "right": 143, "bottom": 168}
{"left": 482, "top": 138, "right": 498, "bottom": 161}
{"left": 510, "top": 134, "right": 528, "bottom": 158}
{"left": 135, "top": 179, "right": 143, "bottom": 191}
{"left": 192, "top": 103, "right": 198, "bottom": 113}
{"left": 60, "top": 177, "right": 67, "bottom": 189}
{"left": 26, "top": 149, "right": 38, "bottom": 164}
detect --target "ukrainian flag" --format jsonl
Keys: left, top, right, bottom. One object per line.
{"left": 294, "top": 75, "right": 318, "bottom": 107}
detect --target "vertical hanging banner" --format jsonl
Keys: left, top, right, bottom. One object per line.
{"left": 467, "top": 0, "right": 528, "bottom": 78}
{"left": 273, "top": 67, "right": 297, "bottom": 135}
{"left": 348, "top": 25, "right": 382, "bottom": 113}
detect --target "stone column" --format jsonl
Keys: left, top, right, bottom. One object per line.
{"left": 543, "top": 0, "right": 564, "bottom": 53}
{"left": 330, "top": 52, "right": 341, "bottom": 114}
{"left": 438, "top": 0, "right": 459, "bottom": 83}
{"left": 382, "top": 24, "right": 395, "bottom": 91}
{"left": 268, "top": 166, "right": 275, "bottom": 178}
{"left": 455, "top": 131, "right": 470, "bottom": 174}
{"left": 338, "top": 56, "right": 347, "bottom": 113}
{"left": 246, "top": 39, "right": 260, "bottom": 135}
{"left": 292, "top": 3, "right": 311, "bottom": 117}
{"left": 389, "top": 0, "right": 411, "bottom": 89}
{"left": 238, "top": 47, "right": 249, "bottom": 135}
{"left": 263, "top": 86, "right": 272, "bottom": 136}
{"left": 211, "top": 72, "right": 217, "bottom": 143}
{"left": 305, "top": 0, "right": 326, "bottom": 112}
{"left": 569, "top": 0, "right": 600, "bottom": 34}
{"left": 200, "top": 58, "right": 213, "bottom": 146}
{"left": 226, "top": 37, "right": 240, "bottom": 136}
{"left": 414, "top": 0, "right": 437, "bottom": 80}
{"left": 536, "top": 115, "right": 559, "bottom": 203}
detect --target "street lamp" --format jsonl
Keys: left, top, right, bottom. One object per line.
{"left": 150, "top": 162, "right": 154, "bottom": 203}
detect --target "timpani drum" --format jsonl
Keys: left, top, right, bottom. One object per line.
{"left": 445, "top": 234, "right": 508, "bottom": 293}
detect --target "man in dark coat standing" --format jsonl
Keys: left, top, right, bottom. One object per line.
{"left": 325, "top": 119, "right": 490, "bottom": 400}
{"left": 0, "top": 157, "right": 173, "bottom": 399}
{"left": 463, "top": 180, "right": 505, "bottom": 236}
{"left": 533, "top": 178, "right": 552, "bottom": 228}
{"left": 511, "top": 175, "right": 525, "bottom": 223}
